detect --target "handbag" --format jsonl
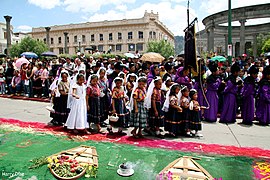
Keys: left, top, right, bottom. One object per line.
{"left": 109, "top": 113, "right": 119, "bottom": 122}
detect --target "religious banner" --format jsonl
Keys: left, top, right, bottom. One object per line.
{"left": 184, "top": 23, "right": 197, "bottom": 73}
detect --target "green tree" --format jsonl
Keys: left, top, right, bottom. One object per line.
{"left": 9, "top": 36, "right": 49, "bottom": 58}
{"left": 256, "top": 33, "right": 270, "bottom": 56}
{"left": 262, "top": 38, "right": 270, "bottom": 53}
{"left": 146, "top": 40, "right": 174, "bottom": 59}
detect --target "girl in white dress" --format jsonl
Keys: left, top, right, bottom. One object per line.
{"left": 65, "top": 74, "right": 90, "bottom": 134}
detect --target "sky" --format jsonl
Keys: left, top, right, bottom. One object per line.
{"left": 0, "top": 0, "right": 269, "bottom": 36}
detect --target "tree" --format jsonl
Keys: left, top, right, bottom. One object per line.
{"left": 262, "top": 38, "right": 270, "bottom": 53}
{"left": 9, "top": 36, "right": 49, "bottom": 58}
{"left": 256, "top": 33, "right": 270, "bottom": 56}
{"left": 146, "top": 40, "right": 174, "bottom": 59}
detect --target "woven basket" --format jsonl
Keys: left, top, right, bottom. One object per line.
{"left": 50, "top": 167, "right": 86, "bottom": 180}
{"left": 109, "top": 113, "right": 119, "bottom": 122}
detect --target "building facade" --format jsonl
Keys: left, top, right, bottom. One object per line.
{"left": 31, "top": 11, "right": 174, "bottom": 55}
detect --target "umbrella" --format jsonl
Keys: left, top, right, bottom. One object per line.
{"left": 85, "top": 47, "right": 94, "bottom": 51}
{"left": 140, "top": 52, "right": 165, "bottom": 63}
{"left": 210, "top": 56, "right": 227, "bottom": 62}
{"left": 264, "top": 52, "right": 270, "bottom": 57}
{"left": 0, "top": 53, "right": 6, "bottom": 58}
{"left": 15, "top": 57, "right": 30, "bottom": 69}
{"left": 21, "top": 52, "right": 38, "bottom": 59}
{"left": 124, "top": 53, "right": 135, "bottom": 58}
{"left": 41, "top": 51, "right": 57, "bottom": 57}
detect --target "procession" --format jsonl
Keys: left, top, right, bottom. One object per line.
{"left": 1, "top": 0, "right": 270, "bottom": 180}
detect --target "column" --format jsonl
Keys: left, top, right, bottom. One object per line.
{"left": 253, "top": 34, "right": 257, "bottom": 59}
{"left": 45, "top": 27, "right": 51, "bottom": 47}
{"left": 224, "top": 34, "right": 228, "bottom": 55}
{"left": 239, "top": 19, "right": 246, "bottom": 55}
{"left": 207, "top": 26, "right": 214, "bottom": 52}
{"left": 64, "top": 32, "right": 68, "bottom": 54}
{"left": 4, "top": 15, "right": 12, "bottom": 56}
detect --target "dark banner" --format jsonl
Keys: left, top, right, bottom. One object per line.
{"left": 184, "top": 24, "right": 197, "bottom": 73}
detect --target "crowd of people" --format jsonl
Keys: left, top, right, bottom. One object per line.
{"left": 0, "top": 53, "right": 269, "bottom": 138}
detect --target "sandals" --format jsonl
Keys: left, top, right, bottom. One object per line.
{"left": 107, "top": 127, "right": 114, "bottom": 134}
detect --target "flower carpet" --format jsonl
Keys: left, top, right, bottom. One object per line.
{"left": 0, "top": 118, "right": 269, "bottom": 180}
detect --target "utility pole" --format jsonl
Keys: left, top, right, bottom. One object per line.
{"left": 228, "top": 0, "right": 232, "bottom": 65}
{"left": 187, "top": 0, "right": 190, "bottom": 26}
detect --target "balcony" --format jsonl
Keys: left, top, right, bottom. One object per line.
{"left": 137, "top": 38, "right": 144, "bottom": 42}
{"left": 117, "top": 39, "right": 122, "bottom": 43}
{"left": 90, "top": 41, "right": 95, "bottom": 44}
{"left": 127, "top": 39, "right": 133, "bottom": 42}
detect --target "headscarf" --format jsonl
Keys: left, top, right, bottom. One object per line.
{"left": 144, "top": 76, "right": 161, "bottom": 109}
{"left": 67, "top": 73, "right": 83, "bottom": 109}
{"left": 147, "top": 65, "right": 157, "bottom": 85}
{"left": 129, "top": 76, "right": 147, "bottom": 111}
{"left": 49, "top": 70, "right": 70, "bottom": 97}
{"left": 97, "top": 67, "right": 107, "bottom": 79}
{"left": 162, "top": 83, "right": 182, "bottom": 112}
{"left": 174, "top": 66, "right": 184, "bottom": 81}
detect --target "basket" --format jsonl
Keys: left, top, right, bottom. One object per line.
{"left": 50, "top": 167, "right": 86, "bottom": 180}
{"left": 109, "top": 113, "right": 119, "bottom": 122}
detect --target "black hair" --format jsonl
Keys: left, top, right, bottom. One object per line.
{"left": 231, "top": 63, "right": 240, "bottom": 74}
{"left": 138, "top": 77, "right": 147, "bottom": 84}
{"left": 189, "top": 89, "right": 197, "bottom": 99}
{"left": 248, "top": 65, "right": 259, "bottom": 75}
{"left": 99, "top": 68, "right": 106, "bottom": 74}
{"left": 169, "top": 84, "right": 180, "bottom": 96}
{"left": 61, "top": 72, "right": 68, "bottom": 77}
{"left": 153, "top": 77, "right": 161, "bottom": 83}
{"left": 181, "top": 86, "right": 189, "bottom": 93}
{"left": 114, "top": 78, "right": 123, "bottom": 83}
{"left": 127, "top": 74, "right": 137, "bottom": 82}
{"left": 76, "top": 74, "right": 85, "bottom": 81}
{"left": 90, "top": 74, "right": 98, "bottom": 82}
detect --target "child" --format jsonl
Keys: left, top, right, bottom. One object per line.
{"left": 108, "top": 77, "right": 130, "bottom": 135}
{"left": 145, "top": 77, "right": 164, "bottom": 138}
{"left": 256, "top": 66, "right": 270, "bottom": 125}
{"left": 220, "top": 64, "right": 241, "bottom": 123}
{"left": 0, "top": 73, "right": 6, "bottom": 94}
{"left": 130, "top": 77, "right": 147, "bottom": 138}
{"left": 241, "top": 66, "right": 258, "bottom": 125}
{"left": 126, "top": 73, "right": 137, "bottom": 99}
{"left": 97, "top": 67, "right": 110, "bottom": 126}
{"left": 9, "top": 70, "right": 21, "bottom": 96}
{"left": 86, "top": 75, "right": 102, "bottom": 133}
{"left": 189, "top": 89, "right": 206, "bottom": 137}
{"left": 163, "top": 83, "right": 182, "bottom": 137}
{"left": 65, "top": 74, "right": 90, "bottom": 134}
{"left": 180, "top": 86, "right": 191, "bottom": 136}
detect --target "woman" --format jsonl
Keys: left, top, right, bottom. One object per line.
{"left": 175, "top": 66, "right": 192, "bottom": 89}
{"left": 26, "top": 63, "right": 34, "bottom": 98}
{"left": 147, "top": 64, "right": 160, "bottom": 86}
{"left": 32, "top": 63, "right": 43, "bottom": 98}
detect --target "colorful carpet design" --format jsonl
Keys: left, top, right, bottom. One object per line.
{"left": 0, "top": 118, "right": 269, "bottom": 180}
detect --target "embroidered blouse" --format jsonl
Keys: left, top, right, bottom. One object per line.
{"left": 133, "top": 88, "right": 146, "bottom": 102}
{"left": 169, "top": 96, "right": 179, "bottom": 106}
{"left": 58, "top": 81, "right": 70, "bottom": 94}
{"left": 180, "top": 96, "right": 189, "bottom": 108}
{"left": 112, "top": 87, "right": 125, "bottom": 99}
{"left": 151, "top": 87, "right": 161, "bottom": 102}
{"left": 87, "top": 85, "right": 101, "bottom": 97}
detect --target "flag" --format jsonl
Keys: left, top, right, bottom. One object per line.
{"left": 184, "top": 23, "right": 197, "bottom": 73}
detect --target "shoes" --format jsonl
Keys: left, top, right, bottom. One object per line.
{"left": 100, "top": 122, "right": 108, "bottom": 127}
{"left": 195, "top": 133, "right": 203, "bottom": 137}
{"left": 186, "top": 132, "right": 193, "bottom": 137}
{"left": 117, "top": 131, "right": 127, "bottom": 136}
{"left": 107, "top": 127, "right": 113, "bottom": 134}
{"left": 155, "top": 134, "right": 165, "bottom": 139}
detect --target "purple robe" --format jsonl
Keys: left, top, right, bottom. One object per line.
{"left": 241, "top": 77, "right": 256, "bottom": 124}
{"left": 193, "top": 76, "right": 205, "bottom": 118}
{"left": 204, "top": 75, "right": 221, "bottom": 122}
{"left": 220, "top": 76, "right": 238, "bottom": 123}
{"left": 174, "top": 67, "right": 192, "bottom": 89}
{"left": 147, "top": 65, "right": 156, "bottom": 86}
{"left": 255, "top": 79, "right": 270, "bottom": 125}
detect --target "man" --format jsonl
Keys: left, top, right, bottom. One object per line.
{"left": 63, "top": 57, "right": 75, "bottom": 76}
{"left": 74, "top": 58, "right": 86, "bottom": 75}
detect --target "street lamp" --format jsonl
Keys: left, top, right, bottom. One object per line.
{"left": 78, "top": 37, "right": 81, "bottom": 52}
{"left": 164, "top": 35, "right": 168, "bottom": 42}
{"left": 130, "top": 45, "right": 134, "bottom": 52}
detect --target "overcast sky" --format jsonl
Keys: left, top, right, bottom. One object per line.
{"left": 1, "top": 0, "right": 269, "bottom": 35}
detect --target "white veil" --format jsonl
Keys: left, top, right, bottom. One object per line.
{"left": 49, "top": 70, "right": 70, "bottom": 97}
{"left": 97, "top": 67, "right": 107, "bottom": 79}
{"left": 129, "top": 76, "right": 146, "bottom": 112}
{"left": 144, "top": 76, "right": 162, "bottom": 110}
{"left": 112, "top": 77, "right": 124, "bottom": 91}
{"left": 162, "top": 83, "right": 181, "bottom": 112}
{"left": 67, "top": 73, "right": 80, "bottom": 109}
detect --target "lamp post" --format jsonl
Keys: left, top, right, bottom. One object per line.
{"left": 164, "top": 35, "right": 168, "bottom": 43}
{"left": 4, "top": 15, "right": 12, "bottom": 56}
{"left": 78, "top": 37, "right": 81, "bottom": 52}
{"left": 228, "top": 0, "right": 232, "bottom": 65}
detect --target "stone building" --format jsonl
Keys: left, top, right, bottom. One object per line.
{"left": 30, "top": 11, "right": 174, "bottom": 55}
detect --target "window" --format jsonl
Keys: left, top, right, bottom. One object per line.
{"left": 98, "top": 45, "right": 103, "bottom": 52}
{"left": 153, "top": 32, "right": 156, "bottom": 39}
{"left": 91, "top": 34, "right": 94, "bottom": 42}
{"left": 16, "top": 41, "right": 18, "bottom": 44}
{"left": 74, "top": 36, "right": 77, "bottom": 43}
{"left": 59, "top": 47, "right": 64, "bottom": 54}
{"left": 118, "top": 32, "right": 122, "bottom": 40}
{"left": 138, "top": 31, "right": 143, "bottom": 39}
{"left": 82, "top": 35, "right": 86, "bottom": 43}
{"left": 58, "top": 37, "right": 61, "bottom": 44}
{"left": 50, "top": 38, "right": 54, "bottom": 44}
{"left": 99, "top": 34, "right": 103, "bottom": 41}
{"left": 37, "top": 39, "right": 39, "bottom": 41}
{"left": 67, "top": 36, "right": 69, "bottom": 43}
{"left": 149, "top": 31, "right": 152, "bottom": 39}
{"left": 108, "top": 45, "right": 115, "bottom": 52}
{"left": 128, "top": 44, "right": 135, "bottom": 51}
{"left": 109, "top": 33, "right": 113, "bottom": 40}
{"left": 4, "top": 32, "right": 7, "bottom": 39}
{"left": 217, "top": 47, "right": 222, "bottom": 54}
{"left": 43, "top": 38, "right": 46, "bottom": 43}
{"left": 136, "top": 43, "right": 143, "bottom": 51}
{"left": 116, "top": 44, "right": 122, "bottom": 52}
{"left": 128, "top": 32, "right": 133, "bottom": 39}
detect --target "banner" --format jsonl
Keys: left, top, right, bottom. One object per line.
{"left": 184, "top": 24, "right": 197, "bottom": 73}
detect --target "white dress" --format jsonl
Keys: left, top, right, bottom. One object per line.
{"left": 65, "top": 83, "right": 89, "bottom": 129}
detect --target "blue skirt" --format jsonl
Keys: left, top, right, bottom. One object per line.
{"left": 148, "top": 102, "right": 164, "bottom": 128}
{"left": 110, "top": 98, "right": 130, "bottom": 128}
{"left": 88, "top": 97, "right": 101, "bottom": 124}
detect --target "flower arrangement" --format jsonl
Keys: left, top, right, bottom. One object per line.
{"left": 47, "top": 155, "right": 98, "bottom": 179}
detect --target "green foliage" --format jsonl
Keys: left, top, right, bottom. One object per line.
{"left": 256, "top": 33, "right": 270, "bottom": 56}
{"left": 262, "top": 38, "right": 270, "bottom": 53}
{"left": 9, "top": 36, "right": 49, "bottom": 58}
{"left": 146, "top": 40, "right": 174, "bottom": 59}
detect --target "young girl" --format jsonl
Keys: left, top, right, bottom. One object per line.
{"left": 163, "top": 84, "right": 182, "bottom": 137}
{"left": 180, "top": 86, "right": 191, "bottom": 136}
{"left": 126, "top": 73, "right": 137, "bottom": 99}
{"left": 0, "top": 73, "right": 6, "bottom": 94}
{"left": 189, "top": 89, "right": 205, "bottom": 137}
{"left": 108, "top": 77, "right": 130, "bottom": 135}
{"left": 129, "top": 77, "right": 147, "bottom": 138}
{"left": 97, "top": 67, "right": 110, "bottom": 125}
{"left": 65, "top": 74, "right": 90, "bottom": 134}
{"left": 145, "top": 77, "right": 164, "bottom": 138}
{"left": 241, "top": 66, "right": 258, "bottom": 125}
{"left": 220, "top": 64, "right": 241, "bottom": 123}
{"left": 86, "top": 75, "right": 102, "bottom": 133}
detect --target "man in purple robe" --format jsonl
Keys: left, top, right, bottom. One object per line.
{"left": 204, "top": 63, "right": 221, "bottom": 122}
{"left": 241, "top": 65, "right": 258, "bottom": 125}
{"left": 220, "top": 63, "right": 242, "bottom": 123}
